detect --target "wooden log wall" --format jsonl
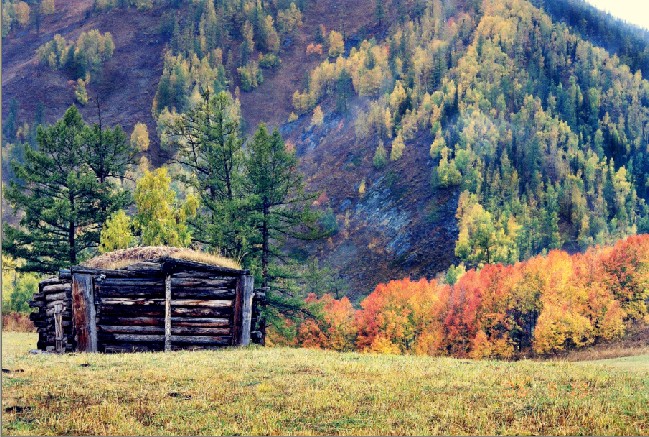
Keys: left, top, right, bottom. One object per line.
{"left": 31, "top": 261, "right": 261, "bottom": 352}
{"left": 91, "top": 267, "right": 241, "bottom": 352}
{"left": 29, "top": 274, "right": 74, "bottom": 352}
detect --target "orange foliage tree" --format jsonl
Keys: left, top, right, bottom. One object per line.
{"left": 286, "top": 235, "right": 649, "bottom": 358}
{"left": 355, "top": 278, "right": 446, "bottom": 355}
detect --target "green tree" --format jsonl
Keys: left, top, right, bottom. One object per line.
{"left": 375, "top": 0, "right": 385, "bottom": 26}
{"left": 99, "top": 210, "right": 135, "bottom": 253}
{"left": 373, "top": 140, "right": 387, "bottom": 169}
{"left": 3, "top": 106, "right": 134, "bottom": 272}
{"left": 164, "top": 90, "right": 246, "bottom": 258}
{"left": 9, "top": 274, "right": 39, "bottom": 314}
{"left": 133, "top": 167, "right": 198, "bottom": 247}
{"left": 244, "top": 124, "right": 321, "bottom": 288}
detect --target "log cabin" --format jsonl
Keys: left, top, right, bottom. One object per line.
{"left": 29, "top": 247, "right": 265, "bottom": 353}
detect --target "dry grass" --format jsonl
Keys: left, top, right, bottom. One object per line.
{"left": 1, "top": 313, "right": 35, "bottom": 333}
{"left": 82, "top": 247, "right": 241, "bottom": 270}
{"left": 560, "top": 322, "right": 649, "bottom": 362}
{"left": 2, "top": 332, "right": 648, "bottom": 436}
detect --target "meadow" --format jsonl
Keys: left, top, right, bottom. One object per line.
{"left": 2, "top": 332, "right": 648, "bottom": 436}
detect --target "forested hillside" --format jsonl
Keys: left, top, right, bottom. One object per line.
{"left": 3, "top": 0, "right": 649, "bottom": 299}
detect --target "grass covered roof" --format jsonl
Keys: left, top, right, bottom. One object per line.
{"left": 82, "top": 247, "right": 241, "bottom": 271}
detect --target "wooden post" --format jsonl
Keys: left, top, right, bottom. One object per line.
{"left": 232, "top": 276, "right": 243, "bottom": 346}
{"left": 240, "top": 275, "right": 254, "bottom": 346}
{"left": 54, "top": 303, "right": 63, "bottom": 353}
{"left": 165, "top": 275, "right": 172, "bottom": 352}
{"left": 71, "top": 274, "right": 97, "bottom": 352}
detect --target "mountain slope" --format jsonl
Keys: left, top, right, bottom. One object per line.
{"left": 4, "top": 0, "right": 649, "bottom": 298}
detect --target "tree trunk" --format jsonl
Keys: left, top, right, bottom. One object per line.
{"left": 69, "top": 193, "right": 76, "bottom": 265}
{"left": 262, "top": 200, "right": 269, "bottom": 288}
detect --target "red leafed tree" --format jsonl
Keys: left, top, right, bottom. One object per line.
{"left": 355, "top": 278, "right": 446, "bottom": 354}
{"left": 300, "top": 293, "right": 357, "bottom": 351}
{"left": 599, "top": 235, "right": 649, "bottom": 321}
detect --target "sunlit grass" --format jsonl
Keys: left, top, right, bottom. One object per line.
{"left": 2, "top": 332, "right": 648, "bottom": 435}
{"left": 82, "top": 246, "right": 241, "bottom": 270}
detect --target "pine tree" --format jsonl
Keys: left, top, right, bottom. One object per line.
{"left": 244, "top": 124, "right": 320, "bottom": 288}
{"left": 164, "top": 90, "right": 246, "bottom": 258}
{"left": 373, "top": 140, "right": 387, "bottom": 169}
{"left": 3, "top": 106, "right": 134, "bottom": 272}
{"left": 375, "top": 0, "right": 385, "bottom": 26}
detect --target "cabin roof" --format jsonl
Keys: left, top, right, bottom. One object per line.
{"left": 82, "top": 247, "right": 242, "bottom": 271}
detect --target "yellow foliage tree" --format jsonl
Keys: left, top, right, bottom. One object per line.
{"left": 390, "top": 133, "right": 405, "bottom": 161}
{"left": 99, "top": 210, "right": 135, "bottom": 253}
{"left": 14, "top": 1, "right": 30, "bottom": 26}
{"left": 311, "top": 105, "right": 324, "bottom": 127}
{"left": 40, "top": 0, "right": 55, "bottom": 15}
{"left": 134, "top": 167, "right": 198, "bottom": 247}
{"left": 328, "top": 30, "right": 344, "bottom": 58}
{"left": 130, "top": 122, "right": 150, "bottom": 152}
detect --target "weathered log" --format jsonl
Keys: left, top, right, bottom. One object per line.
{"left": 170, "top": 299, "right": 233, "bottom": 308}
{"left": 100, "top": 278, "right": 165, "bottom": 287}
{"left": 165, "top": 275, "right": 171, "bottom": 351}
{"left": 36, "top": 320, "right": 70, "bottom": 329}
{"left": 162, "top": 258, "right": 244, "bottom": 275}
{"left": 108, "top": 333, "right": 165, "bottom": 342}
{"left": 46, "top": 299, "right": 66, "bottom": 307}
{"left": 103, "top": 344, "right": 164, "bottom": 353}
{"left": 100, "top": 298, "right": 165, "bottom": 306}
{"left": 232, "top": 277, "right": 243, "bottom": 345}
{"left": 97, "top": 325, "right": 230, "bottom": 336}
{"left": 171, "top": 307, "right": 232, "bottom": 317}
{"left": 99, "top": 305, "right": 165, "bottom": 317}
{"left": 169, "top": 345, "right": 225, "bottom": 351}
{"left": 170, "top": 335, "right": 232, "bottom": 345}
{"left": 71, "top": 273, "right": 97, "bottom": 352}
{"left": 171, "top": 271, "right": 237, "bottom": 280}
{"left": 171, "top": 317, "right": 230, "bottom": 327}
{"left": 98, "top": 325, "right": 165, "bottom": 334}
{"left": 170, "top": 289, "right": 235, "bottom": 299}
{"left": 71, "top": 266, "right": 165, "bottom": 278}
{"left": 45, "top": 308, "right": 71, "bottom": 317}
{"left": 54, "top": 302, "right": 64, "bottom": 353}
{"left": 40, "top": 277, "right": 64, "bottom": 286}
{"left": 96, "top": 316, "right": 165, "bottom": 326}
{"left": 240, "top": 275, "right": 254, "bottom": 346}
{"left": 96, "top": 286, "right": 165, "bottom": 298}
{"left": 170, "top": 278, "right": 235, "bottom": 288}
{"left": 172, "top": 327, "right": 230, "bottom": 335}
{"left": 43, "top": 284, "right": 71, "bottom": 293}
{"left": 45, "top": 292, "right": 68, "bottom": 302}
{"left": 59, "top": 269, "right": 72, "bottom": 279}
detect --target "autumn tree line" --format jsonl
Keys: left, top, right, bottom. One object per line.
{"left": 276, "top": 234, "right": 649, "bottom": 358}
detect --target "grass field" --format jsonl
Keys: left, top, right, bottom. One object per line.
{"left": 2, "top": 332, "right": 648, "bottom": 436}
